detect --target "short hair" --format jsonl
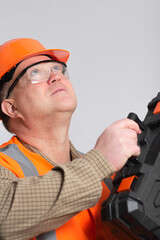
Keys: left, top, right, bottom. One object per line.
{"left": 0, "top": 65, "right": 18, "bottom": 132}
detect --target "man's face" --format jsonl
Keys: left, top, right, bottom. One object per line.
{"left": 8, "top": 55, "right": 77, "bottom": 122}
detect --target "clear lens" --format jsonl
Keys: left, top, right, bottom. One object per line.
{"left": 27, "top": 61, "right": 69, "bottom": 84}
{"left": 63, "top": 68, "right": 70, "bottom": 79}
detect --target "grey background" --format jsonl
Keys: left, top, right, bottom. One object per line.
{"left": 0, "top": 0, "right": 160, "bottom": 152}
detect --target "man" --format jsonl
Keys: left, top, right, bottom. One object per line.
{"left": 0, "top": 38, "right": 140, "bottom": 240}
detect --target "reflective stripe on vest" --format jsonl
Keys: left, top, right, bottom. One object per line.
{"left": 36, "top": 231, "right": 57, "bottom": 240}
{"left": 0, "top": 144, "right": 39, "bottom": 177}
{"left": 0, "top": 143, "right": 57, "bottom": 240}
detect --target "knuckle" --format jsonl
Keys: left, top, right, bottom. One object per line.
{"left": 133, "top": 146, "right": 141, "bottom": 156}
{"left": 137, "top": 146, "right": 141, "bottom": 154}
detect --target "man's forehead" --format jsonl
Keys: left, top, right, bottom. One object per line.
{"left": 14, "top": 55, "right": 51, "bottom": 77}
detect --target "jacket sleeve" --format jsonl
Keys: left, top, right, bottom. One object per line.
{"left": 0, "top": 149, "right": 114, "bottom": 240}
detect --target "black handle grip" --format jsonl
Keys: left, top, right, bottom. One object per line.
{"left": 127, "top": 112, "right": 146, "bottom": 131}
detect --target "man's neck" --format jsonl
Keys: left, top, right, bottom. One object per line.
{"left": 12, "top": 115, "right": 72, "bottom": 164}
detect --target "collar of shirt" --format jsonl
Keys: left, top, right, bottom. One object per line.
{"left": 17, "top": 136, "right": 81, "bottom": 166}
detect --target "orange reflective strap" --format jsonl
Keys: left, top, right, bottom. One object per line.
{"left": 0, "top": 153, "right": 25, "bottom": 178}
{"left": 10, "top": 136, "right": 53, "bottom": 176}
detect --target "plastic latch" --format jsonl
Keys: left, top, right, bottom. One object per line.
{"left": 117, "top": 175, "right": 138, "bottom": 193}
{"left": 153, "top": 102, "right": 160, "bottom": 115}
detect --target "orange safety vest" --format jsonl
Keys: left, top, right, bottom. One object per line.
{"left": 0, "top": 136, "right": 127, "bottom": 240}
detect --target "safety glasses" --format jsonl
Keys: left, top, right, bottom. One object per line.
{"left": 6, "top": 60, "right": 69, "bottom": 98}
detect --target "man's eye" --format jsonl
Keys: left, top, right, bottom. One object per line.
{"left": 30, "top": 69, "right": 39, "bottom": 77}
{"left": 52, "top": 65, "right": 62, "bottom": 72}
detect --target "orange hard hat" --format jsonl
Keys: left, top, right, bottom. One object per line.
{"left": 0, "top": 38, "right": 70, "bottom": 79}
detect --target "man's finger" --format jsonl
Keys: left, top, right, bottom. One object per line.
{"left": 113, "top": 119, "right": 141, "bottom": 134}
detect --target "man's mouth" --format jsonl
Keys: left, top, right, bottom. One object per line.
{"left": 51, "top": 88, "right": 66, "bottom": 95}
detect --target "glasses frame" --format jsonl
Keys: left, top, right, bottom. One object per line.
{"left": 6, "top": 60, "right": 67, "bottom": 99}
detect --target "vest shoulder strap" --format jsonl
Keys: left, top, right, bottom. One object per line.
{"left": 0, "top": 143, "right": 39, "bottom": 177}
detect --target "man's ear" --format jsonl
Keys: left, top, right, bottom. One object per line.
{"left": 1, "top": 99, "right": 19, "bottom": 118}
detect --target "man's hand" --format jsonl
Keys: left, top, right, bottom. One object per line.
{"left": 95, "top": 118, "right": 141, "bottom": 172}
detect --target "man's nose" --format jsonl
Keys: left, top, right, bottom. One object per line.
{"left": 47, "top": 69, "right": 61, "bottom": 85}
